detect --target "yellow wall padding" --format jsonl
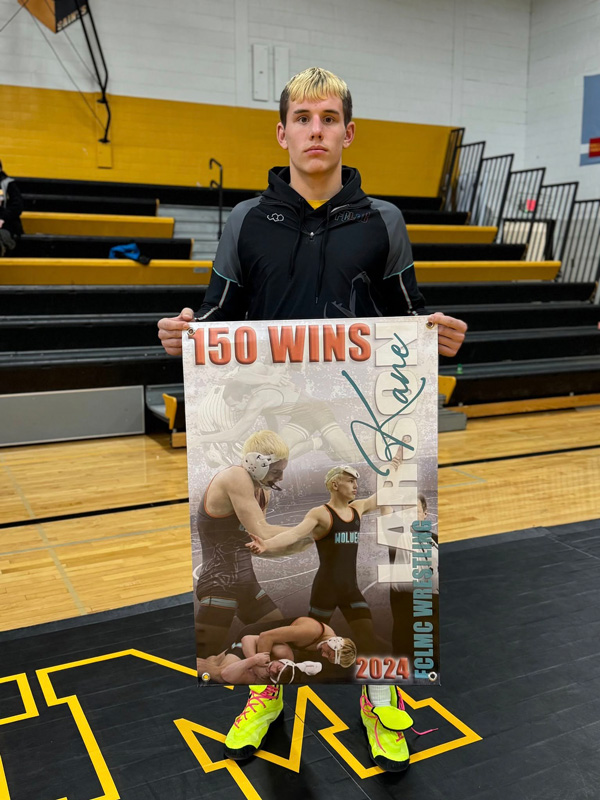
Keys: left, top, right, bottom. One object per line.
{"left": 0, "top": 85, "right": 452, "bottom": 196}
{"left": 22, "top": 212, "right": 175, "bottom": 238}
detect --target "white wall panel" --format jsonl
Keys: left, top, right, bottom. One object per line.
{"left": 526, "top": 0, "right": 600, "bottom": 198}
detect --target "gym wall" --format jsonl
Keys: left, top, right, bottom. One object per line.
{"left": 1, "top": 0, "right": 597, "bottom": 192}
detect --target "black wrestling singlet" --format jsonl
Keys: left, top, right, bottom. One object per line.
{"left": 195, "top": 473, "right": 273, "bottom": 622}
{"left": 309, "top": 504, "right": 370, "bottom": 622}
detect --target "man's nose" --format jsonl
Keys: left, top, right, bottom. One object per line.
{"left": 310, "top": 116, "right": 323, "bottom": 137}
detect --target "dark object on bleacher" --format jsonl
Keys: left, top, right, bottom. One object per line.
{"left": 109, "top": 243, "right": 151, "bottom": 265}
{"left": 0, "top": 162, "right": 24, "bottom": 254}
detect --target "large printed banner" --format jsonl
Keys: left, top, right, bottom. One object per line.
{"left": 183, "top": 317, "right": 439, "bottom": 686}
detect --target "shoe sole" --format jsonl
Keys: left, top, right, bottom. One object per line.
{"left": 223, "top": 706, "right": 284, "bottom": 761}
{"left": 361, "top": 718, "right": 410, "bottom": 773}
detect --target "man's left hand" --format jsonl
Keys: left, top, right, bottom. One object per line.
{"left": 428, "top": 312, "right": 468, "bottom": 357}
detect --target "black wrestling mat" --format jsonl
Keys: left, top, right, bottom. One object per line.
{"left": 1, "top": 519, "right": 600, "bottom": 800}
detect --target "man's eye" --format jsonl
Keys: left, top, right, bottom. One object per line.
{"left": 298, "top": 116, "right": 308, "bottom": 123}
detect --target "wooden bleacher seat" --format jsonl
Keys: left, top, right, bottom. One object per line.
{"left": 22, "top": 212, "right": 175, "bottom": 238}
{"left": 0, "top": 258, "right": 212, "bottom": 285}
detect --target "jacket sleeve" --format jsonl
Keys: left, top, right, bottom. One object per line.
{"left": 195, "top": 198, "right": 260, "bottom": 321}
{"left": 195, "top": 271, "right": 248, "bottom": 321}
{"left": 370, "top": 198, "right": 428, "bottom": 316}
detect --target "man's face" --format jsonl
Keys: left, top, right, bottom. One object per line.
{"left": 264, "top": 458, "right": 288, "bottom": 487}
{"left": 319, "top": 642, "right": 337, "bottom": 663}
{"left": 333, "top": 472, "right": 358, "bottom": 502}
{"left": 276, "top": 95, "right": 355, "bottom": 180}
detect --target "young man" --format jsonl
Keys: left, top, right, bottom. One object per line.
{"left": 158, "top": 67, "right": 467, "bottom": 771}
{"left": 246, "top": 465, "right": 390, "bottom": 653}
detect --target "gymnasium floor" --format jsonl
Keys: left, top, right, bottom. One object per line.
{"left": 1, "top": 408, "right": 600, "bottom": 799}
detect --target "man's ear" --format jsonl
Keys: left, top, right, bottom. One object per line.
{"left": 343, "top": 121, "right": 356, "bottom": 149}
{"left": 277, "top": 121, "right": 288, "bottom": 150}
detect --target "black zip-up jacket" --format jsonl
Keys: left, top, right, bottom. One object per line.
{"left": 0, "top": 172, "right": 24, "bottom": 237}
{"left": 197, "top": 166, "right": 426, "bottom": 321}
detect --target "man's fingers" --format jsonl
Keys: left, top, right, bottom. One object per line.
{"left": 428, "top": 313, "right": 467, "bottom": 358}
{"left": 427, "top": 312, "right": 468, "bottom": 334}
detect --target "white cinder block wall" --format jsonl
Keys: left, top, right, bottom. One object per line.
{"left": 527, "top": 0, "right": 600, "bottom": 199}
{"left": 2, "top": 0, "right": 597, "bottom": 195}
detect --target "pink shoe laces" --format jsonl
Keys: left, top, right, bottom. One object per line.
{"left": 234, "top": 685, "right": 279, "bottom": 728}
{"left": 395, "top": 689, "right": 438, "bottom": 737}
{"left": 360, "top": 689, "right": 438, "bottom": 753}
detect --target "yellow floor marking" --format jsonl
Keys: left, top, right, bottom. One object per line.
{"left": 0, "top": 674, "right": 39, "bottom": 726}
{"left": 30, "top": 649, "right": 480, "bottom": 799}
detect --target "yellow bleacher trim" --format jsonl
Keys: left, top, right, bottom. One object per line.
{"left": 0, "top": 258, "right": 212, "bottom": 286}
{"left": 438, "top": 375, "right": 457, "bottom": 404}
{"left": 162, "top": 393, "right": 178, "bottom": 430}
{"left": 22, "top": 212, "right": 175, "bottom": 238}
{"left": 406, "top": 225, "right": 497, "bottom": 244}
{"left": 414, "top": 261, "right": 560, "bottom": 282}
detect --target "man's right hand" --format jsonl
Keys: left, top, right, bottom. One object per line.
{"left": 157, "top": 307, "right": 195, "bottom": 356}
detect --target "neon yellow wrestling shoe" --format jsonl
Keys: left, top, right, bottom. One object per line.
{"left": 224, "top": 684, "right": 283, "bottom": 760}
{"left": 360, "top": 686, "right": 414, "bottom": 772}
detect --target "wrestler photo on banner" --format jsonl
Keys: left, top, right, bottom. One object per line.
{"left": 183, "top": 317, "right": 439, "bottom": 686}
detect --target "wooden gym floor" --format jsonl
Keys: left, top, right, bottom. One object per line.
{"left": 1, "top": 406, "right": 599, "bottom": 633}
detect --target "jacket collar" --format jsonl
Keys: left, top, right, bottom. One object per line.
{"left": 263, "top": 166, "right": 368, "bottom": 210}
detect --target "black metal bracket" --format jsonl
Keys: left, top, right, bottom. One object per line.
{"left": 209, "top": 158, "right": 224, "bottom": 239}
{"left": 72, "top": 0, "right": 111, "bottom": 143}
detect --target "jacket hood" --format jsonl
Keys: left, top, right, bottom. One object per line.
{"left": 263, "top": 166, "right": 368, "bottom": 210}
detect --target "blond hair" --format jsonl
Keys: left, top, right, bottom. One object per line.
{"left": 242, "top": 430, "right": 289, "bottom": 461}
{"left": 325, "top": 466, "right": 355, "bottom": 492}
{"left": 339, "top": 637, "right": 357, "bottom": 668}
{"left": 279, "top": 67, "right": 353, "bottom": 127}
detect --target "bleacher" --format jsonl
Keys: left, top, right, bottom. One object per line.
{"left": 1, "top": 130, "right": 599, "bottom": 446}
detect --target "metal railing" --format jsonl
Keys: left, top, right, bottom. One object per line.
{"left": 496, "top": 168, "right": 546, "bottom": 249}
{"left": 439, "top": 128, "right": 464, "bottom": 208}
{"left": 559, "top": 199, "right": 600, "bottom": 285}
{"left": 209, "top": 158, "right": 224, "bottom": 239}
{"left": 445, "top": 141, "right": 486, "bottom": 215}
{"left": 469, "top": 154, "right": 513, "bottom": 228}
{"left": 446, "top": 132, "right": 599, "bottom": 290}
{"left": 526, "top": 182, "right": 578, "bottom": 262}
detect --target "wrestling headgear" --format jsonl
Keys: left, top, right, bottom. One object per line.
{"left": 270, "top": 659, "right": 323, "bottom": 684}
{"left": 317, "top": 636, "right": 346, "bottom": 666}
{"left": 242, "top": 452, "right": 278, "bottom": 483}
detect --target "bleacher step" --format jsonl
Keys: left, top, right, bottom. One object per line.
{"left": 17, "top": 236, "right": 193, "bottom": 260}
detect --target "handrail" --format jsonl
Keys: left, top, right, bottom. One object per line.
{"left": 72, "top": 0, "right": 111, "bottom": 143}
{"left": 439, "top": 128, "right": 464, "bottom": 209}
{"left": 209, "top": 158, "right": 224, "bottom": 239}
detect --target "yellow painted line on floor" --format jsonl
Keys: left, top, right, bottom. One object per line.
{"left": 34, "top": 649, "right": 481, "bottom": 800}
{"left": 0, "top": 674, "right": 39, "bottom": 726}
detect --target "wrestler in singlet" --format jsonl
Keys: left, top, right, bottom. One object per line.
{"left": 225, "top": 616, "right": 331, "bottom": 660}
{"left": 309, "top": 504, "right": 371, "bottom": 623}
{"left": 195, "top": 473, "right": 277, "bottom": 628}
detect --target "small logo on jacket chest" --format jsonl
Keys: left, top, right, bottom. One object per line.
{"left": 334, "top": 210, "right": 370, "bottom": 223}
{"left": 267, "top": 213, "right": 285, "bottom": 222}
